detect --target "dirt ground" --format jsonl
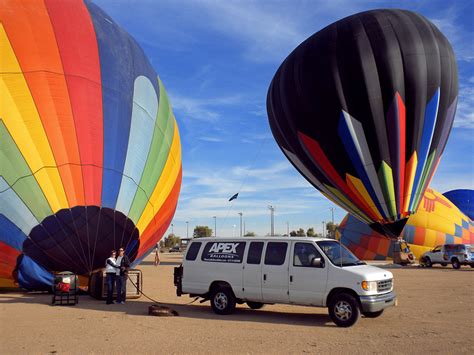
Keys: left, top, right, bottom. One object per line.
{"left": 1, "top": 253, "right": 473, "bottom": 355}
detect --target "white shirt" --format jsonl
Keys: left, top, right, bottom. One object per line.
{"left": 115, "top": 256, "right": 123, "bottom": 275}
{"left": 105, "top": 257, "right": 117, "bottom": 274}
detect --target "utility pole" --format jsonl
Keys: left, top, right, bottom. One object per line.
{"left": 322, "top": 221, "right": 326, "bottom": 237}
{"left": 213, "top": 216, "right": 217, "bottom": 237}
{"left": 244, "top": 221, "right": 246, "bottom": 236}
{"left": 238, "top": 212, "right": 243, "bottom": 237}
{"left": 268, "top": 205, "right": 275, "bottom": 236}
{"left": 171, "top": 223, "right": 174, "bottom": 235}
{"left": 186, "top": 221, "right": 189, "bottom": 239}
{"left": 286, "top": 221, "right": 289, "bottom": 236}
{"left": 330, "top": 207, "right": 335, "bottom": 225}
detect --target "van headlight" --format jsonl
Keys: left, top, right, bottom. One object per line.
{"left": 361, "top": 281, "right": 377, "bottom": 291}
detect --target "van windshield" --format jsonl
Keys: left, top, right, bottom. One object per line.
{"left": 317, "top": 241, "right": 365, "bottom": 267}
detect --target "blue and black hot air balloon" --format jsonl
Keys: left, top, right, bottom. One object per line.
{"left": 267, "top": 9, "right": 458, "bottom": 238}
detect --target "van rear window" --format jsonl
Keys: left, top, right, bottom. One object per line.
{"left": 264, "top": 242, "right": 288, "bottom": 265}
{"left": 201, "top": 241, "right": 246, "bottom": 263}
{"left": 185, "top": 242, "right": 201, "bottom": 261}
{"left": 247, "top": 242, "right": 264, "bottom": 264}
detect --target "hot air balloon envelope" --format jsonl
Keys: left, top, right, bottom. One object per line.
{"left": 267, "top": 9, "right": 458, "bottom": 238}
{"left": 0, "top": 0, "right": 182, "bottom": 289}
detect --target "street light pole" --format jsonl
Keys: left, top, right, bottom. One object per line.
{"left": 238, "top": 212, "right": 243, "bottom": 237}
{"left": 171, "top": 223, "right": 174, "bottom": 235}
{"left": 330, "top": 207, "right": 334, "bottom": 224}
{"left": 186, "top": 221, "right": 189, "bottom": 239}
{"left": 268, "top": 205, "right": 275, "bottom": 236}
{"left": 286, "top": 221, "right": 289, "bottom": 236}
{"left": 213, "top": 216, "right": 217, "bottom": 237}
{"left": 322, "top": 221, "right": 326, "bottom": 237}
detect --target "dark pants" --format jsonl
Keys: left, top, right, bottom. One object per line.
{"left": 116, "top": 274, "right": 127, "bottom": 302}
{"left": 106, "top": 273, "right": 116, "bottom": 304}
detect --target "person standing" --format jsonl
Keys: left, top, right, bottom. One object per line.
{"left": 116, "top": 247, "right": 130, "bottom": 304}
{"left": 154, "top": 242, "right": 161, "bottom": 267}
{"left": 105, "top": 250, "right": 119, "bottom": 304}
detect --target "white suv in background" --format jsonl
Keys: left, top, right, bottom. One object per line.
{"left": 421, "top": 244, "right": 474, "bottom": 269}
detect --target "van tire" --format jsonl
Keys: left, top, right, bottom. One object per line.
{"left": 247, "top": 302, "right": 264, "bottom": 310}
{"left": 424, "top": 257, "right": 432, "bottom": 267}
{"left": 210, "top": 287, "right": 236, "bottom": 315}
{"left": 451, "top": 258, "right": 460, "bottom": 269}
{"left": 328, "top": 293, "right": 360, "bottom": 327}
{"left": 362, "top": 310, "right": 384, "bottom": 318}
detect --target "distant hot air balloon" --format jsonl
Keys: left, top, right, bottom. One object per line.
{"left": 337, "top": 188, "right": 473, "bottom": 260}
{"left": 443, "top": 189, "right": 474, "bottom": 220}
{"left": 0, "top": 0, "right": 182, "bottom": 289}
{"left": 267, "top": 9, "right": 458, "bottom": 238}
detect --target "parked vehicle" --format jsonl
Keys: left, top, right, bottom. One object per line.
{"left": 421, "top": 244, "right": 474, "bottom": 269}
{"left": 174, "top": 237, "right": 396, "bottom": 327}
{"left": 169, "top": 245, "right": 181, "bottom": 253}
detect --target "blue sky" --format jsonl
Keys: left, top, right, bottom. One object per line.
{"left": 95, "top": 0, "right": 474, "bottom": 237}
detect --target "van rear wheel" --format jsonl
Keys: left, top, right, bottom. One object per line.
{"left": 328, "top": 293, "right": 360, "bottom": 327}
{"left": 210, "top": 287, "right": 236, "bottom": 315}
{"left": 247, "top": 302, "right": 264, "bottom": 310}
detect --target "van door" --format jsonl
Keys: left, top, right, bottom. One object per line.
{"left": 262, "top": 242, "right": 289, "bottom": 303}
{"left": 242, "top": 241, "right": 264, "bottom": 301}
{"left": 289, "top": 242, "right": 328, "bottom": 306}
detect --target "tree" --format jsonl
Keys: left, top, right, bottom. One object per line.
{"left": 163, "top": 233, "right": 180, "bottom": 248}
{"left": 306, "top": 227, "right": 315, "bottom": 237}
{"left": 326, "top": 222, "right": 339, "bottom": 238}
{"left": 289, "top": 230, "right": 297, "bottom": 237}
{"left": 296, "top": 228, "right": 306, "bottom": 236}
{"left": 193, "top": 225, "right": 213, "bottom": 238}
{"left": 244, "top": 231, "right": 256, "bottom": 237}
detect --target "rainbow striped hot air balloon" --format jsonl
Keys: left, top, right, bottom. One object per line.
{"left": 0, "top": 0, "right": 182, "bottom": 289}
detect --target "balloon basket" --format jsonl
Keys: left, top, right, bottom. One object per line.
{"left": 52, "top": 271, "right": 79, "bottom": 306}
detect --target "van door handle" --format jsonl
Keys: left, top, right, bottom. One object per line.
{"left": 263, "top": 274, "right": 266, "bottom": 281}
{"left": 290, "top": 275, "right": 293, "bottom": 282}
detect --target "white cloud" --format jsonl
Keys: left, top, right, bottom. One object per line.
{"left": 198, "top": 136, "right": 223, "bottom": 143}
{"left": 454, "top": 83, "right": 474, "bottom": 129}
{"left": 193, "top": 1, "right": 305, "bottom": 62}
{"left": 170, "top": 93, "right": 243, "bottom": 122}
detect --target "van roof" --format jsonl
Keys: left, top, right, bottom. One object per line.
{"left": 188, "top": 236, "right": 336, "bottom": 243}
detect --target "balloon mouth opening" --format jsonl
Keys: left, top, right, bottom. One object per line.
{"left": 369, "top": 218, "right": 409, "bottom": 239}
{"left": 21, "top": 206, "right": 140, "bottom": 276}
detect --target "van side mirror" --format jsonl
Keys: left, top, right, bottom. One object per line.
{"left": 311, "top": 257, "right": 324, "bottom": 268}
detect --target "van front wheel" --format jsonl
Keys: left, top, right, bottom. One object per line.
{"left": 328, "top": 293, "right": 360, "bottom": 327}
{"left": 210, "top": 287, "right": 236, "bottom": 315}
{"left": 247, "top": 301, "right": 264, "bottom": 310}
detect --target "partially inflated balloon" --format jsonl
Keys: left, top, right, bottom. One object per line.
{"left": 0, "top": 0, "right": 181, "bottom": 289}
{"left": 443, "top": 189, "right": 474, "bottom": 220}
{"left": 267, "top": 9, "right": 458, "bottom": 237}
{"left": 337, "top": 188, "right": 473, "bottom": 260}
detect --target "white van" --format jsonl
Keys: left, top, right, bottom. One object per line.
{"left": 174, "top": 237, "right": 396, "bottom": 327}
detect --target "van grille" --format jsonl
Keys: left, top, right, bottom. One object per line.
{"left": 377, "top": 279, "right": 392, "bottom": 292}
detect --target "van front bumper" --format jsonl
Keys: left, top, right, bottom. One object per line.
{"left": 359, "top": 291, "right": 397, "bottom": 313}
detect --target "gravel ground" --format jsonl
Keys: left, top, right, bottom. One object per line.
{"left": 1, "top": 253, "right": 473, "bottom": 354}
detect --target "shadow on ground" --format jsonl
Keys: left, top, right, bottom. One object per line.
{"left": 0, "top": 292, "right": 333, "bottom": 327}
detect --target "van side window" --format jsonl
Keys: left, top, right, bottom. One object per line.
{"left": 185, "top": 242, "right": 201, "bottom": 261}
{"left": 264, "top": 242, "right": 288, "bottom": 265}
{"left": 294, "top": 243, "right": 322, "bottom": 267}
{"left": 247, "top": 242, "right": 264, "bottom": 264}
